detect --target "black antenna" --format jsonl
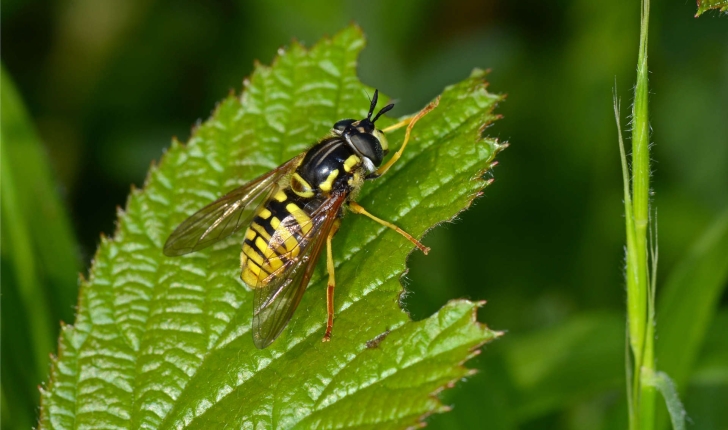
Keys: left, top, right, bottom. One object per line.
{"left": 367, "top": 89, "right": 379, "bottom": 120}
{"left": 372, "top": 103, "right": 394, "bottom": 123}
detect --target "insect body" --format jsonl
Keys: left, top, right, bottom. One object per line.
{"left": 239, "top": 136, "right": 366, "bottom": 290}
{"left": 164, "top": 90, "right": 436, "bottom": 348}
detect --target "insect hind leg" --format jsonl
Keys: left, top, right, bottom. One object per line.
{"left": 322, "top": 220, "right": 341, "bottom": 342}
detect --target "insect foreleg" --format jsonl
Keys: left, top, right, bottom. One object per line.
{"left": 381, "top": 117, "right": 414, "bottom": 133}
{"left": 374, "top": 97, "right": 439, "bottom": 177}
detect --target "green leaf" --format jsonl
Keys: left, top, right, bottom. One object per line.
{"left": 692, "top": 309, "right": 728, "bottom": 387}
{"left": 696, "top": 0, "right": 728, "bottom": 16}
{"left": 39, "top": 26, "right": 504, "bottom": 428}
{"left": 656, "top": 208, "right": 728, "bottom": 388}
{"left": 655, "top": 208, "right": 728, "bottom": 429}
{"left": 641, "top": 369, "right": 686, "bottom": 430}
{"left": 1, "top": 65, "right": 81, "bottom": 429}
{"left": 503, "top": 313, "right": 624, "bottom": 421}
{"left": 684, "top": 310, "right": 728, "bottom": 428}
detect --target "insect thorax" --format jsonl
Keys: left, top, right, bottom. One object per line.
{"left": 292, "top": 137, "right": 365, "bottom": 198}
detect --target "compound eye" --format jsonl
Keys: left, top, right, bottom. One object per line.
{"left": 349, "top": 133, "right": 384, "bottom": 166}
{"left": 333, "top": 119, "right": 355, "bottom": 132}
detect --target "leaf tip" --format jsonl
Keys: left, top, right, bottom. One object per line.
{"left": 469, "top": 68, "right": 489, "bottom": 79}
{"left": 492, "top": 329, "right": 507, "bottom": 339}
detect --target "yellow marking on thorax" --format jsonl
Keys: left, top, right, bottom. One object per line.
{"left": 319, "top": 169, "right": 339, "bottom": 192}
{"left": 291, "top": 173, "right": 315, "bottom": 198}
{"left": 258, "top": 208, "right": 272, "bottom": 219}
{"left": 343, "top": 154, "right": 361, "bottom": 173}
{"left": 348, "top": 171, "right": 364, "bottom": 188}
{"left": 245, "top": 228, "right": 256, "bottom": 241}
{"left": 286, "top": 203, "right": 312, "bottom": 234}
{"left": 270, "top": 217, "right": 281, "bottom": 230}
{"left": 274, "top": 190, "right": 287, "bottom": 202}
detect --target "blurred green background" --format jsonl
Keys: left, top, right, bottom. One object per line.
{"left": 2, "top": 0, "right": 727, "bottom": 428}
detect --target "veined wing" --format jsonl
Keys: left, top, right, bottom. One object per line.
{"left": 163, "top": 155, "right": 302, "bottom": 256}
{"left": 251, "top": 191, "right": 347, "bottom": 349}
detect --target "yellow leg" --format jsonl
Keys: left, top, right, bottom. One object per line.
{"left": 348, "top": 201, "right": 430, "bottom": 255}
{"left": 382, "top": 117, "right": 414, "bottom": 133}
{"left": 323, "top": 220, "right": 341, "bottom": 342}
{"left": 375, "top": 97, "right": 440, "bottom": 177}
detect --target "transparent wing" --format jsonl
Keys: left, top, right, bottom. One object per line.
{"left": 252, "top": 192, "right": 347, "bottom": 349}
{"left": 163, "top": 155, "right": 302, "bottom": 256}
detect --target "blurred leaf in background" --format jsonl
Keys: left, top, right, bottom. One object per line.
{"left": 655, "top": 209, "right": 728, "bottom": 429}
{"left": 1, "top": 67, "right": 81, "bottom": 429}
{"left": 2, "top": 0, "right": 727, "bottom": 428}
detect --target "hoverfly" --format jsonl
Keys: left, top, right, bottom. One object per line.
{"left": 164, "top": 90, "right": 437, "bottom": 348}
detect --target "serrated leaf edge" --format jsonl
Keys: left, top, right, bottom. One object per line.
{"left": 38, "top": 26, "right": 506, "bottom": 429}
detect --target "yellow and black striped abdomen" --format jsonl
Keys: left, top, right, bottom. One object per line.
{"left": 240, "top": 189, "right": 314, "bottom": 288}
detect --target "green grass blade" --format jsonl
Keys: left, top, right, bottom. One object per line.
{"left": 623, "top": 0, "right": 658, "bottom": 427}
{"left": 0, "top": 66, "right": 81, "bottom": 323}
{"left": 627, "top": 0, "right": 651, "bottom": 365}
{"left": 39, "top": 26, "right": 505, "bottom": 429}
{"left": 642, "top": 369, "right": 686, "bottom": 430}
